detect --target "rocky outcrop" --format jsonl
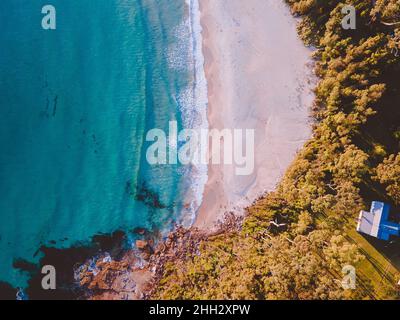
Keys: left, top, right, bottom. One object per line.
{"left": 77, "top": 251, "right": 152, "bottom": 300}
{"left": 78, "top": 213, "right": 242, "bottom": 300}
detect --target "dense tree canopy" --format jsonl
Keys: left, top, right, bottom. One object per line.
{"left": 153, "top": 0, "right": 400, "bottom": 300}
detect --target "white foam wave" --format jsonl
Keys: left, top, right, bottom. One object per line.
{"left": 167, "top": 0, "right": 209, "bottom": 227}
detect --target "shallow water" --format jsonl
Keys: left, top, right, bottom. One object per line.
{"left": 0, "top": 0, "right": 205, "bottom": 287}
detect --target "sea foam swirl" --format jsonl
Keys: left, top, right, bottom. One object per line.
{"left": 168, "top": 0, "right": 209, "bottom": 227}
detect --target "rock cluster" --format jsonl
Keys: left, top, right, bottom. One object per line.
{"left": 78, "top": 213, "right": 242, "bottom": 300}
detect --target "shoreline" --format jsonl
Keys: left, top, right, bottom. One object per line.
{"left": 7, "top": 0, "right": 318, "bottom": 300}
{"left": 194, "top": 0, "right": 316, "bottom": 231}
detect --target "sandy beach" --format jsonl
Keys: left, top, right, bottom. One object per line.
{"left": 195, "top": 0, "right": 316, "bottom": 230}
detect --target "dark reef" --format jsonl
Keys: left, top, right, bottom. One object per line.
{"left": 2, "top": 230, "right": 131, "bottom": 300}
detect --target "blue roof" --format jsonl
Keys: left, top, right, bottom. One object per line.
{"left": 357, "top": 201, "right": 400, "bottom": 241}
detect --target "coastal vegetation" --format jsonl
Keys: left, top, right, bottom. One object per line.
{"left": 153, "top": 0, "right": 400, "bottom": 300}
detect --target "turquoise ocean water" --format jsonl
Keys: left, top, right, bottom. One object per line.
{"left": 0, "top": 0, "right": 207, "bottom": 287}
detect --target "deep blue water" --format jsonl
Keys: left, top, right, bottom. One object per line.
{"left": 0, "top": 0, "right": 199, "bottom": 287}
